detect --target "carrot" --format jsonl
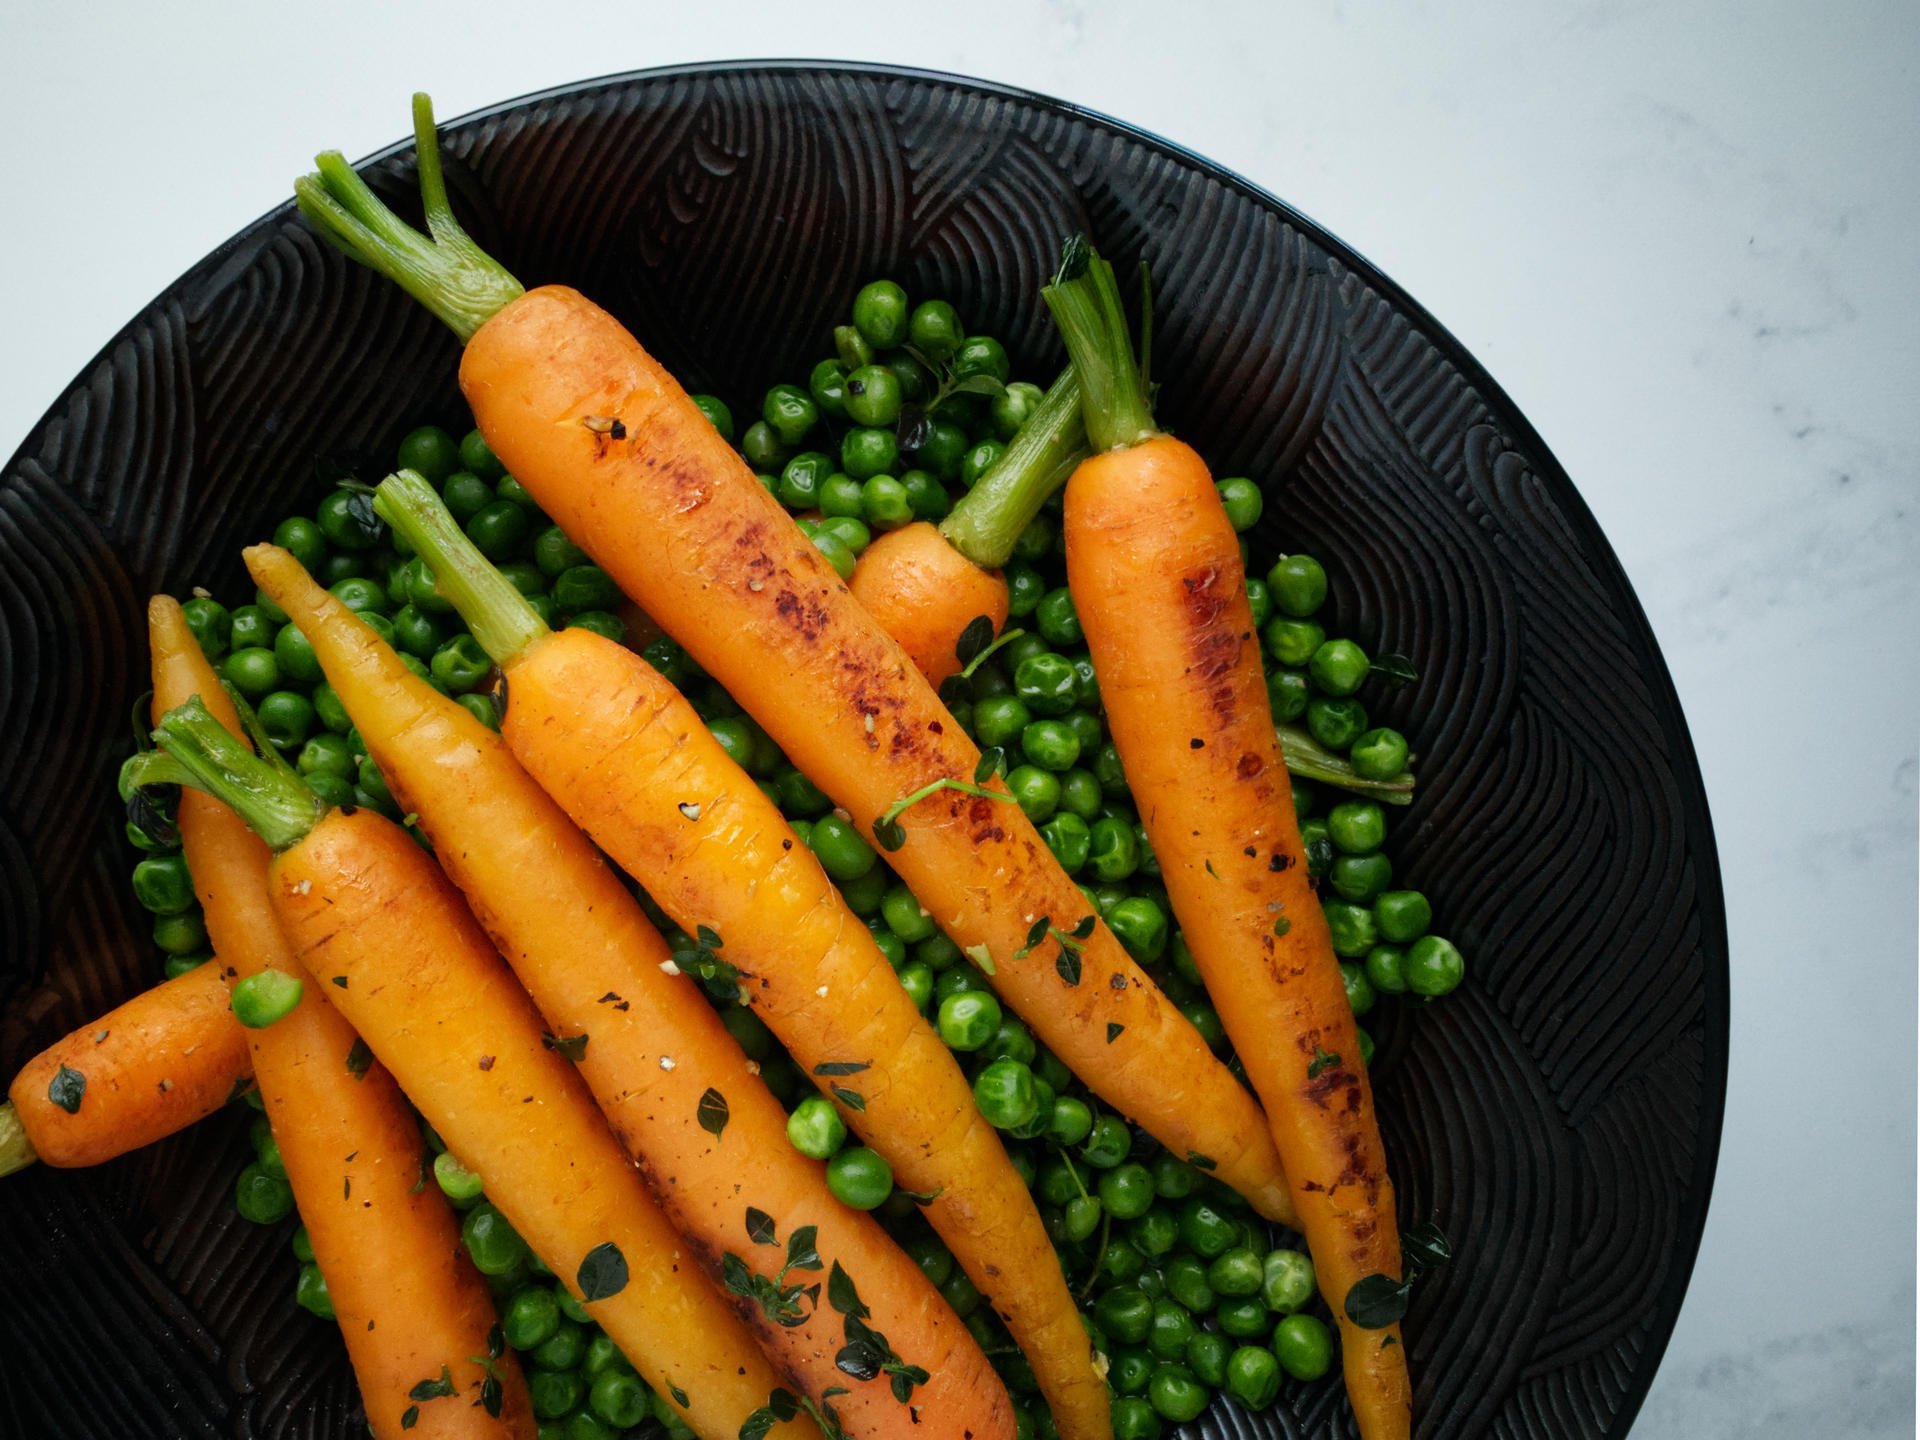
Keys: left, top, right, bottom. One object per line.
{"left": 377, "top": 473, "right": 1092, "bottom": 1440}
{"left": 292, "top": 95, "right": 1295, "bottom": 1233}
{"left": 1044, "top": 240, "right": 1409, "bottom": 1438}
{"left": 246, "top": 541, "right": 1006, "bottom": 1440}
{"left": 149, "top": 699, "right": 814, "bottom": 1440}
{"left": 2, "top": 960, "right": 249, "bottom": 1172}
{"left": 144, "top": 596, "right": 535, "bottom": 1439}
{"left": 846, "top": 366, "right": 1082, "bottom": 685}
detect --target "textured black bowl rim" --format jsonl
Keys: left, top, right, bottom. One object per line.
{"left": 3, "top": 58, "right": 1728, "bottom": 1440}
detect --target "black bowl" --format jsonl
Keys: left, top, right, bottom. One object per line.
{"left": 0, "top": 62, "right": 1725, "bottom": 1439}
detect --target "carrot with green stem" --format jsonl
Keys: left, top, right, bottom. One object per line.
{"left": 147, "top": 699, "right": 814, "bottom": 1440}
{"left": 146, "top": 595, "right": 533, "bottom": 1439}
{"left": 294, "top": 94, "right": 1295, "bottom": 1236}
{"left": 245, "top": 541, "right": 1007, "bottom": 1440}
{"left": 375, "top": 470, "right": 1098, "bottom": 1440}
{"left": 2, "top": 960, "right": 249, "bottom": 1175}
{"left": 1043, "top": 237, "right": 1411, "bottom": 1439}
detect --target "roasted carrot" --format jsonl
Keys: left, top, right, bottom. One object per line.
{"left": 292, "top": 95, "right": 1294, "bottom": 1234}
{"left": 246, "top": 541, "right": 1004, "bottom": 1440}
{"left": 847, "top": 366, "right": 1082, "bottom": 684}
{"left": 149, "top": 700, "right": 813, "bottom": 1440}
{"left": 1045, "top": 240, "right": 1409, "bottom": 1438}
{"left": 145, "top": 596, "right": 534, "bottom": 1439}
{"left": 2, "top": 960, "right": 249, "bottom": 1173}
{"left": 377, "top": 472, "right": 1089, "bottom": 1440}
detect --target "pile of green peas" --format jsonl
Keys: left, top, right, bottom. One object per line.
{"left": 149, "top": 278, "right": 1465, "bottom": 1437}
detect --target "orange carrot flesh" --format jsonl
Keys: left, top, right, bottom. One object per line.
{"left": 459, "top": 285, "right": 1294, "bottom": 1229}
{"left": 247, "top": 543, "right": 997, "bottom": 1440}
{"left": 849, "top": 523, "right": 1007, "bottom": 687}
{"left": 493, "top": 625, "right": 1093, "bottom": 1440}
{"left": 5, "top": 960, "right": 249, "bottom": 1168}
{"left": 262, "top": 807, "right": 814, "bottom": 1440}
{"left": 1066, "top": 436, "right": 1409, "bottom": 1439}
{"left": 148, "top": 596, "right": 532, "bottom": 1440}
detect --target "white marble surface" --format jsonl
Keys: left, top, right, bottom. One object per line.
{"left": 2, "top": 0, "right": 1914, "bottom": 1432}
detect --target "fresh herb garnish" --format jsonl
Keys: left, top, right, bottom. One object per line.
{"left": 576, "top": 1241, "right": 629, "bottom": 1302}
{"left": 1307, "top": 1047, "right": 1341, "bottom": 1080}
{"left": 873, "top": 776, "right": 1014, "bottom": 852}
{"left": 345, "top": 1037, "right": 374, "bottom": 1080}
{"left": 542, "top": 1031, "right": 588, "bottom": 1063}
{"left": 812, "top": 1060, "right": 871, "bottom": 1077}
{"left": 697, "top": 1087, "right": 730, "bottom": 1139}
{"left": 47, "top": 1065, "right": 85, "bottom": 1115}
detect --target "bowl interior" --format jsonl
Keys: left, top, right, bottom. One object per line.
{"left": 0, "top": 62, "right": 1726, "bottom": 1440}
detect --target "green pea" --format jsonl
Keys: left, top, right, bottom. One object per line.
{"left": 1098, "top": 1162, "right": 1156, "bottom": 1220}
{"left": 1013, "top": 653, "right": 1078, "bottom": 716}
{"left": 1099, "top": 1236, "right": 1147, "bottom": 1286}
{"left": 1081, "top": 1113, "right": 1132, "bottom": 1169}
{"left": 1000, "top": 765, "right": 1058, "bottom": 824}
{"left": 1310, "top": 638, "right": 1371, "bottom": 696}
{"left": 1022, "top": 718, "right": 1082, "bottom": 773}
{"left": 1223, "top": 1344, "right": 1282, "bottom": 1409}
{"left": 1208, "top": 1247, "right": 1264, "bottom": 1297}
{"left": 462, "top": 1203, "right": 529, "bottom": 1275}
{"left": 292, "top": 1262, "right": 334, "bottom": 1319}
{"left": 588, "top": 1368, "right": 649, "bottom": 1429}
{"left": 1323, "top": 899, "right": 1379, "bottom": 958}
{"left": 433, "top": 1150, "right": 485, "bottom": 1203}
{"left": 425, "top": 635, "right": 489, "bottom": 695}
{"left": 526, "top": 1367, "right": 583, "bottom": 1420}
{"left": 231, "top": 970, "right": 303, "bottom": 1029}
{"left": 180, "top": 596, "right": 233, "bottom": 661}
{"left": 1350, "top": 726, "right": 1410, "bottom": 780}
{"left": 1184, "top": 1330, "right": 1229, "bottom": 1388}
{"left": 1126, "top": 1208, "right": 1176, "bottom": 1261}
{"left": 1373, "top": 890, "right": 1432, "bottom": 944}
{"left": 1216, "top": 1296, "right": 1271, "bottom": 1338}
{"left": 1083, "top": 817, "right": 1140, "bottom": 884}
{"left": 858, "top": 474, "right": 914, "bottom": 531}
{"left": 1094, "top": 1286, "right": 1154, "bottom": 1346}
{"left": 550, "top": 563, "right": 619, "bottom": 614}
{"left": 806, "top": 814, "right": 876, "bottom": 882}
{"left": 502, "top": 1284, "right": 561, "bottom": 1351}
{"left": 1263, "top": 617, "right": 1325, "bottom": 667}
{"left": 1327, "top": 801, "right": 1386, "bottom": 855}
{"left": 383, "top": 605, "right": 441, "bottom": 660}
{"left": 1150, "top": 1153, "right": 1198, "bottom": 1200}
{"left": 580, "top": 1332, "right": 623, "bottom": 1375}
{"left": 257, "top": 691, "right": 315, "bottom": 750}
{"left": 234, "top": 1161, "right": 294, "bottom": 1223}
{"left": 1004, "top": 563, "right": 1046, "bottom": 618}
{"left": 251, "top": 586, "right": 290, "bottom": 625}
{"left": 526, "top": 527, "right": 588, "bottom": 583}
{"left": 132, "top": 854, "right": 194, "bottom": 915}
{"left": 1266, "top": 554, "right": 1327, "bottom": 617}
{"left": 1331, "top": 851, "right": 1394, "bottom": 902}
{"left": 1040, "top": 812, "right": 1092, "bottom": 874}
{"left": 459, "top": 500, "right": 526, "bottom": 561}
{"left": 1163, "top": 1254, "right": 1214, "bottom": 1314}
{"left": 1110, "top": 1346, "right": 1155, "bottom": 1397}
{"left": 1177, "top": 1197, "right": 1239, "bottom": 1259}
{"left": 1145, "top": 1299, "right": 1196, "bottom": 1362}
{"left": 1273, "top": 1313, "right": 1333, "bottom": 1380}
{"left": 896, "top": 960, "right": 934, "bottom": 1012}
{"left": 306, "top": 775, "right": 354, "bottom": 809}
{"left": 1260, "top": 1248, "right": 1316, "bottom": 1313}
{"left": 152, "top": 911, "right": 208, "bottom": 957}
{"left": 394, "top": 425, "right": 459, "bottom": 482}
{"left": 1028, "top": 589, "right": 1079, "bottom": 649}
{"left": 841, "top": 426, "right": 899, "bottom": 481}
{"left": 222, "top": 646, "right": 280, "bottom": 698}
{"left": 820, "top": 514, "right": 871, "bottom": 554}
{"left": 1012, "top": 523, "right": 1054, "bottom": 572}
{"left": 441, "top": 472, "right": 495, "bottom": 524}
{"left": 527, "top": 1319, "right": 585, "bottom": 1372}
{"left": 851, "top": 280, "right": 910, "bottom": 348}
{"left": 1046, "top": 1095, "right": 1093, "bottom": 1147}
{"left": 938, "top": 990, "right": 1003, "bottom": 1051}
{"left": 966, "top": 695, "right": 1028, "bottom": 752}
{"left": 1215, "top": 477, "right": 1264, "bottom": 532}
{"left": 227, "top": 604, "right": 274, "bottom": 652}
{"left": 1111, "top": 1395, "right": 1162, "bottom": 1440}
{"left": 973, "top": 1058, "right": 1039, "bottom": 1130}
{"left": 264, "top": 518, "right": 324, "bottom": 574}
{"left": 839, "top": 364, "right": 900, "bottom": 428}
{"left": 1244, "top": 576, "right": 1274, "bottom": 629}
{"left": 826, "top": 1145, "right": 893, "bottom": 1209}
{"left": 920, "top": 933, "right": 966, "bottom": 972}
{"left": 909, "top": 419, "right": 967, "bottom": 483}
{"left": 450, "top": 428, "right": 502, "bottom": 480}
{"left": 565, "top": 611, "right": 626, "bottom": 644}
{"left": 738, "top": 422, "right": 788, "bottom": 476}
{"left": 753, "top": 384, "right": 814, "bottom": 448}
{"left": 953, "top": 335, "right": 1012, "bottom": 384}
{"left": 781, "top": 1093, "right": 845, "bottom": 1161}
{"left": 1307, "top": 696, "right": 1369, "bottom": 750}
{"left": 898, "top": 469, "right": 949, "bottom": 522}
{"left": 1362, "top": 946, "right": 1408, "bottom": 999}
{"left": 1147, "top": 1363, "right": 1209, "bottom": 1423}
{"left": 960, "top": 440, "right": 1007, "bottom": 490}
{"left": 1406, "top": 934, "right": 1466, "bottom": 995}
{"left": 1341, "top": 960, "right": 1377, "bottom": 1017}
{"left": 316, "top": 489, "right": 385, "bottom": 551}
{"left": 989, "top": 381, "right": 1046, "bottom": 441}
{"left": 1107, "top": 897, "right": 1168, "bottom": 964}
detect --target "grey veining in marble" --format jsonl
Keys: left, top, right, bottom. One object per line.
{"left": 1, "top": 0, "right": 1913, "bottom": 1433}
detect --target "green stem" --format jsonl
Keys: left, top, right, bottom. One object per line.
{"left": 1278, "top": 724, "right": 1415, "bottom": 805}
{"left": 0, "top": 1103, "right": 37, "bottom": 1177}
{"left": 119, "top": 748, "right": 192, "bottom": 800}
{"left": 1041, "top": 238, "right": 1157, "bottom": 453}
{"left": 154, "top": 698, "right": 326, "bottom": 853}
{"left": 293, "top": 93, "right": 523, "bottom": 343}
{"left": 374, "top": 470, "right": 549, "bottom": 665}
{"left": 937, "top": 365, "right": 1089, "bottom": 568}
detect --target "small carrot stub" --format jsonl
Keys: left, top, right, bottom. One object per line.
{"left": 4, "top": 960, "right": 249, "bottom": 1169}
{"left": 1047, "top": 241, "right": 1410, "bottom": 1440}
{"left": 148, "top": 595, "right": 532, "bottom": 1440}
{"left": 849, "top": 522, "right": 1008, "bottom": 686}
{"left": 245, "top": 540, "right": 1001, "bottom": 1440}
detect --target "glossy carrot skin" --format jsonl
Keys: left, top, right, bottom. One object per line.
{"left": 266, "top": 807, "right": 813, "bottom": 1440}
{"left": 849, "top": 523, "right": 1008, "bottom": 687}
{"left": 1066, "top": 437, "right": 1409, "bottom": 1439}
{"left": 460, "top": 285, "right": 1293, "bottom": 1229}
{"left": 149, "top": 596, "right": 532, "bottom": 1440}
{"left": 498, "top": 625, "right": 1080, "bottom": 1440}
{"left": 6, "top": 961, "right": 248, "bottom": 1167}
{"left": 248, "top": 544, "right": 988, "bottom": 1440}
